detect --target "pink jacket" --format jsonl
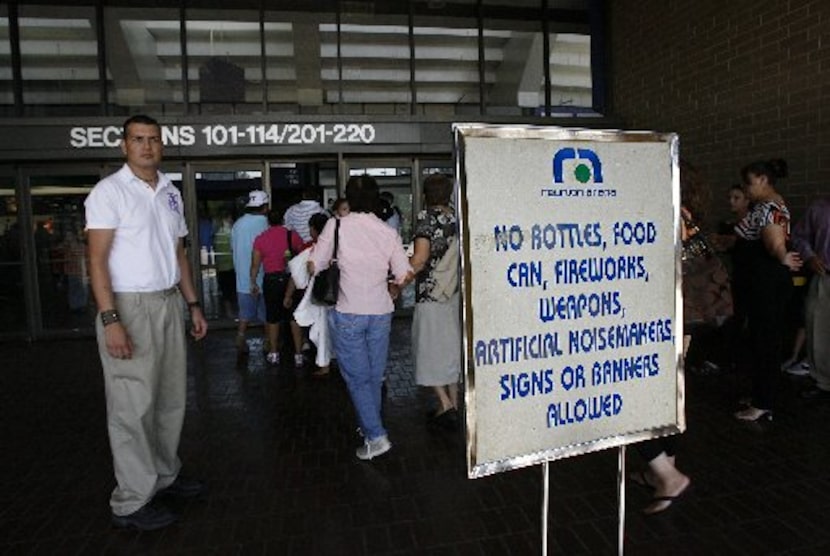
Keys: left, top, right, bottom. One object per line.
{"left": 310, "top": 212, "right": 412, "bottom": 315}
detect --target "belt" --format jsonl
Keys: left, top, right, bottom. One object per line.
{"left": 115, "top": 287, "right": 179, "bottom": 298}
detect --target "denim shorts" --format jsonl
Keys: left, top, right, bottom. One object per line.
{"left": 237, "top": 291, "right": 266, "bottom": 323}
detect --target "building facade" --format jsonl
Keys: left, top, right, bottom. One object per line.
{"left": 0, "top": 0, "right": 608, "bottom": 339}
{"left": 5, "top": 0, "right": 826, "bottom": 340}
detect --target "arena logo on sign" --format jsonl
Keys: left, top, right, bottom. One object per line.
{"left": 541, "top": 147, "right": 617, "bottom": 198}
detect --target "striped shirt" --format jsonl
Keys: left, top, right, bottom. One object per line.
{"left": 284, "top": 200, "right": 325, "bottom": 242}
{"left": 734, "top": 199, "right": 791, "bottom": 241}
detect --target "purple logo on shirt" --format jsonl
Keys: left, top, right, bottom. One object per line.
{"left": 167, "top": 192, "right": 180, "bottom": 214}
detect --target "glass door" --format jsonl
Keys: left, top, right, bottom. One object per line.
{"left": 418, "top": 157, "right": 455, "bottom": 214}
{"left": 344, "top": 158, "right": 415, "bottom": 242}
{"left": 0, "top": 169, "right": 25, "bottom": 335}
{"left": 25, "top": 168, "right": 102, "bottom": 334}
{"left": 189, "top": 161, "right": 265, "bottom": 322}
{"left": 269, "top": 158, "right": 341, "bottom": 217}
{"left": 343, "top": 157, "right": 416, "bottom": 311}
{"left": 189, "top": 158, "right": 337, "bottom": 323}
{"left": 269, "top": 158, "right": 339, "bottom": 216}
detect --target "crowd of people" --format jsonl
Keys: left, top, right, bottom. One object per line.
{"left": 84, "top": 113, "right": 829, "bottom": 530}
{"left": 681, "top": 157, "right": 828, "bottom": 415}
{"left": 629, "top": 157, "right": 830, "bottom": 516}
{"left": 199, "top": 179, "right": 455, "bottom": 465}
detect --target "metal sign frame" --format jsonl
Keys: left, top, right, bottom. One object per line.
{"left": 455, "top": 123, "right": 684, "bottom": 480}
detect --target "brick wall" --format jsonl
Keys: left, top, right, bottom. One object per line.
{"left": 607, "top": 0, "right": 830, "bottom": 223}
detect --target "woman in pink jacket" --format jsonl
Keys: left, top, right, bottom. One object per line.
{"left": 309, "top": 175, "right": 412, "bottom": 461}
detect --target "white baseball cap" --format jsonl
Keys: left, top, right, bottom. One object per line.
{"left": 246, "top": 190, "right": 269, "bottom": 207}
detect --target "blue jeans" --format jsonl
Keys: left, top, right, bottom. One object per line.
{"left": 329, "top": 310, "right": 392, "bottom": 441}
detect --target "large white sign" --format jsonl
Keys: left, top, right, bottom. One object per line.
{"left": 456, "top": 124, "right": 684, "bottom": 479}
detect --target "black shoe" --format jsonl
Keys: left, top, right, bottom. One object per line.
{"left": 427, "top": 407, "right": 459, "bottom": 431}
{"left": 112, "top": 504, "right": 177, "bottom": 531}
{"left": 155, "top": 476, "right": 206, "bottom": 499}
{"left": 801, "top": 387, "right": 830, "bottom": 400}
{"left": 441, "top": 408, "right": 460, "bottom": 430}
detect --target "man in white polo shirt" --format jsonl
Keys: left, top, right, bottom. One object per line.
{"left": 85, "top": 114, "right": 208, "bottom": 531}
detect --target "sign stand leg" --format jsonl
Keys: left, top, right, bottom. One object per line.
{"left": 542, "top": 461, "right": 550, "bottom": 555}
{"left": 617, "top": 445, "right": 626, "bottom": 556}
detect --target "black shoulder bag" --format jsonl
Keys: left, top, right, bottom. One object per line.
{"left": 311, "top": 219, "right": 340, "bottom": 305}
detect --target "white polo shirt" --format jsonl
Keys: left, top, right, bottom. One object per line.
{"left": 85, "top": 164, "right": 188, "bottom": 292}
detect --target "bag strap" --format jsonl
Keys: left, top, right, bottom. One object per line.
{"left": 332, "top": 218, "right": 340, "bottom": 262}
{"left": 286, "top": 228, "right": 295, "bottom": 257}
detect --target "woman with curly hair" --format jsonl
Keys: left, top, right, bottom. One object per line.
{"left": 409, "top": 174, "right": 461, "bottom": 430}
{"left": 733, "top": 159, "right": 802, "bottom": 421}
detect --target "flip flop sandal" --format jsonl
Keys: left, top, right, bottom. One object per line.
{"left": 643, "top": 481, "right": 691, "bottom": 515}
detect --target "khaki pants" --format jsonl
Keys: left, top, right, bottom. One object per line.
{"left": 96, "top": 288, "right": 186, "bottom": 516}
{"left": 806, "top": 275, "right": 830, "bottom": 391}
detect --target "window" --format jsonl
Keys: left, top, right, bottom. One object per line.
{"left": 187, "top": 10, "right": 263, "bottom": 113}
{"left": 413, "top": 8, "right": 481, "bottom": 115}
{"left": 19, "top": 5, "right": 99, "bottom": 110}
{"left": 322, "top": 11, "right": 412, "bottom": 113}
{"left": 3, "top": 1, "right": 598, "bottom": 118}
{"left": 105, "top": 7, "right": 184, "bottom": 114}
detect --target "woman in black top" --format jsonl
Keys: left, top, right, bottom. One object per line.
{"left": 733, "top": 159, "right": 802, "bottom": 421}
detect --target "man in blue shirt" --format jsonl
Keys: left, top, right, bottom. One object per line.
{"left": 231, "top": 190, "right": 269, "bottom": 353}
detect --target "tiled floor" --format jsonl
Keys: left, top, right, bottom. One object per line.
{"left": 1, "top": 318, "right": 830, "bottom": 555}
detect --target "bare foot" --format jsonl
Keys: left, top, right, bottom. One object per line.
{"left": 734, "top": 406, "right": 772, "bottom": 422}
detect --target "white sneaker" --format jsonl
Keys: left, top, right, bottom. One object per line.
{"left": 294, "top": 353, "right": 305, "bottom": 368}
{"left": 266, "top": 352, "right": 280, "bottom": 365}
{"left": 356, "top": 435, "right": 391, "bottom": 460}
{"left": 784, "top": 360, "right": 811, "bottom": 376}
